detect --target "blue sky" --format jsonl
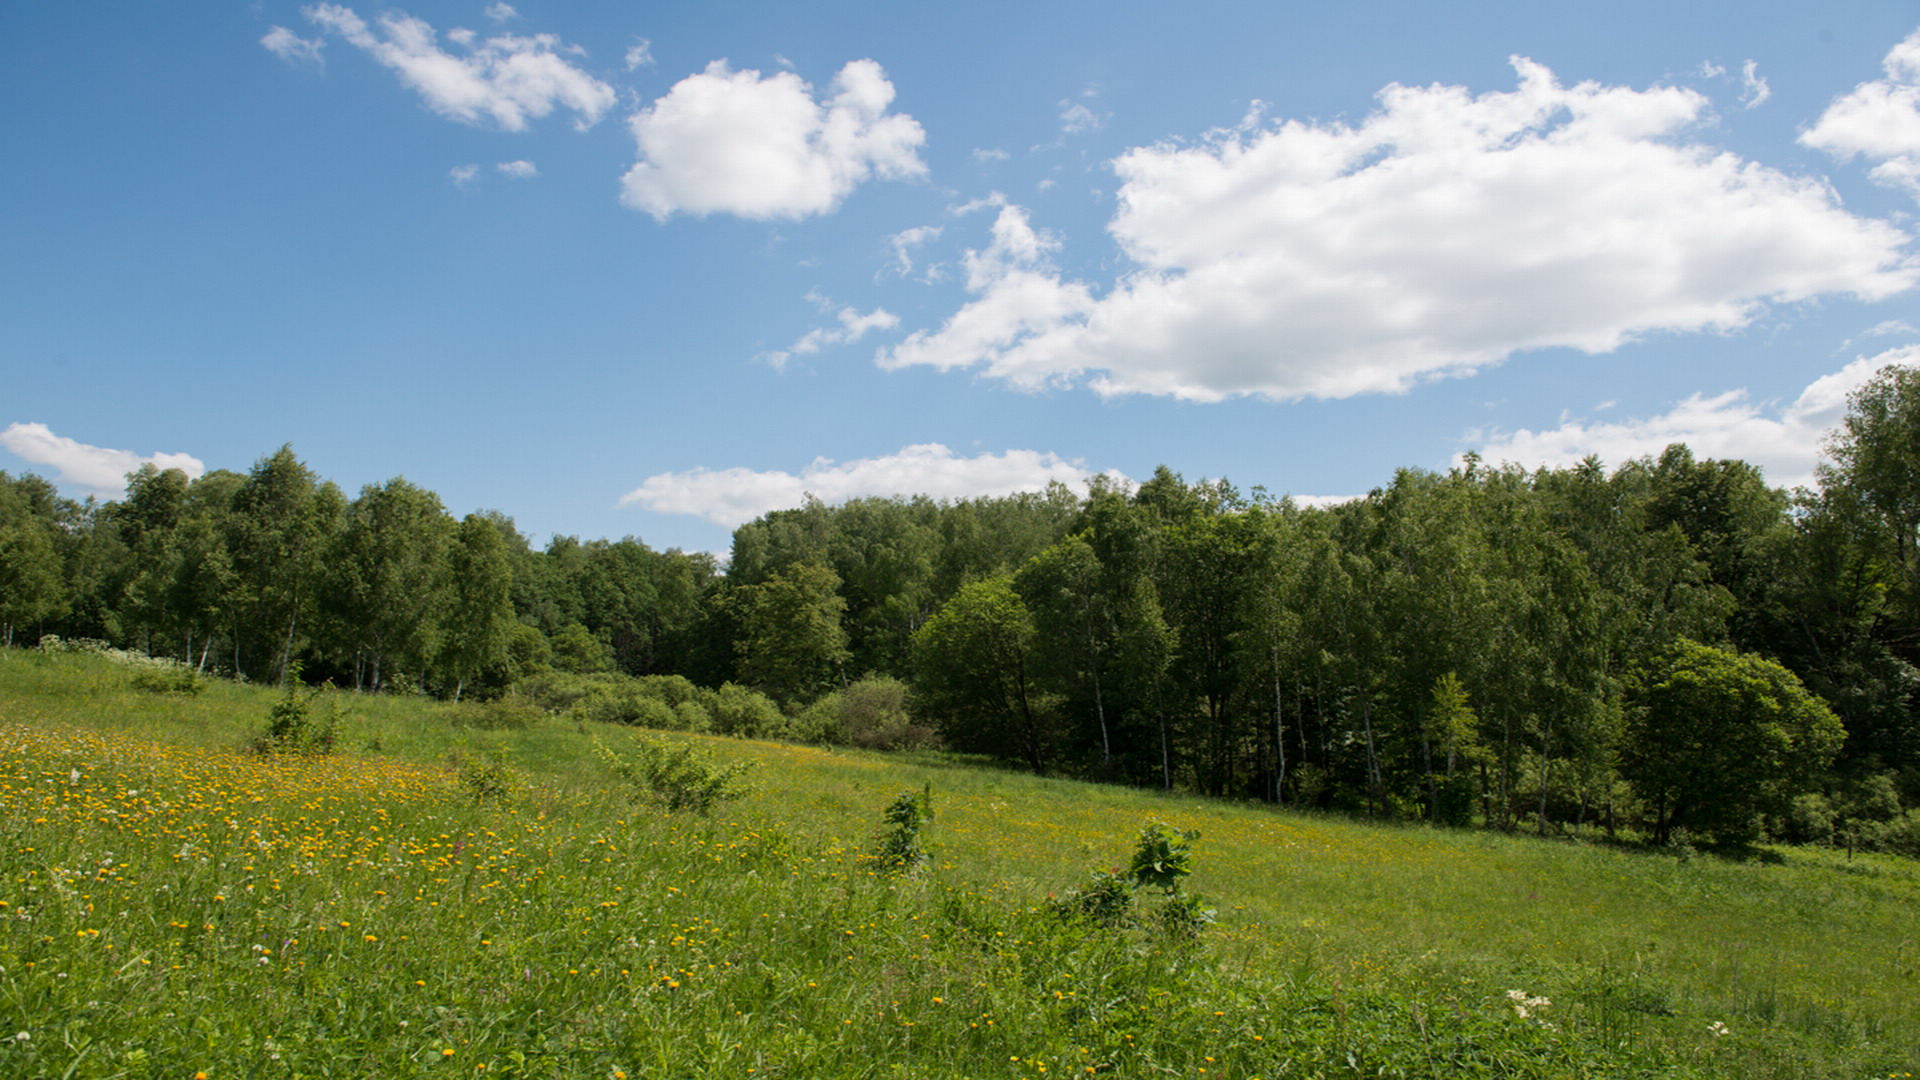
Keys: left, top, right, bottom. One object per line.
{"left": 5, "top": 2, "right": 1920, "bottom": 555}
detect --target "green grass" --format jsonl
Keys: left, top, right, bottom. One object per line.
{"left": 1, "top": 647, "right": 1915, "bottom": 1078}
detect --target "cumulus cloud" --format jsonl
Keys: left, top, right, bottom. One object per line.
{"left": 0, "top": 423, "right": 206, "bottom": 498}
{"left": 1802, "top": 27, "right": 1920, "bottom": 197}
{"left": 620, "top": 58, "right": 926, "bottom": 220}
{"left": 621, "top": 445, "right": 1118, "bottom": 527}
{"left": 883, "top": 57, "right": 1914, "bottom": 402}
{"left": 495, "top": 159, "right": 537, "bottom": 178}
{"left": 484, "top": 3, "right": 517, "bottom": 22}
{"left": 449, "top": 163, "right": 480, "bottom": 185}
{"left": 261, "top": 26, "right": 325, "bottom": 68}
{"left": 973, "top": 147, "right": 1011, "bottom": 162}
{"left": 761, "top": 304, "right": 900, "bottom": 371}
{"left": 1466, "top": 347, "right": 1919, "bottom": 489}
{"left": 880, "top": 202, "right": 1097, "bottom": 377}
{"left": 624, "top": 39, "right": 654, "bottom": 71}
{"left": 299, "top": 4, "right": 615, "bottom": 132}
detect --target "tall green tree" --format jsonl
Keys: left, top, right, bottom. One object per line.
{"left": 1623, "top": 638, "right": 1844, "bottom": 844}
{"left": 734, "top": 560, "right": 851, "bottom": 706}
{"left": 437, "top": 513, "right": 516, "bottom": 701}
{"left": 912, "top": 575, "right": 1057, "bottom": 774}
{"left": 329, "top": 478, "right": 453, "bottom": 691}
{"left": 0, "top": 472, "right": 68, "bottom": 644}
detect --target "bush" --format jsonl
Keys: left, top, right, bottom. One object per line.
{"left": 1862, "top": 809, "right": 1920, "bottom": 858}
{"left": 449, "top": 746, "right": 518, "bottom": 804}
{"left": 796, "top": 676, "right": 941, "bottom": 750}
{"left": 130, "top": 664, "right": 203, "bottom": 696}
{"left": 873, "top": 784, "right": 934, "bottom": 871}
{"left": 442, "top": 698, "right": 541, "bottom": 731}
{"left": 703, "top": 682, "right": 786, "bottom": 739}
{"left": 591, "top": 733, "right": 754, "bottom": 813}
{"left": 1052, "top": 821, "right": 1214, "bottom": 940}
{"left": 254, "top": 667, "right": 340, "bottom": 755}
{"left": 1054, "top": 868, "right": 1135, "bottom": 928}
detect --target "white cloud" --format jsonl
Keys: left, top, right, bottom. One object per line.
{"left": 1060, "top": 100, "right": 1101, "bottom": 133}
{"left": 496, "top": 159, "right": 537, "bottom": 178}
{"left": 1739, "top": 59, "right": 1770, "bottom": 109}
{"left": 619, "top": 58, "right": 926, "bottom": 221}
{"left": 1865, "top": 318, "right": 1917, "bottom": 337}
{"left": 973, "top": 147, "right": 1011, "bottom": 162}
{"left": 884, "top": 57, "right": 1914, "bottom": 402}
{"left": 0, "top": 423, "right": 206, "bottom": 498}
{"left": 484, "top": 3, "right": 517, "bottom": 22}
{"left": 261, "top": 26, "right": 325, "bottom": 68}
{"left": 761, "top": 304, "right": 900, "bottom": 371}
{"left": 880, "top": 203, "right": 1096, "bottom": 379}
{"left": 1465, "top": 347, "right": 1919, "bottom": 489}
{"left": 449, "top": 162, "right": 480, "bottom": 185}
{"left": 301, "top": 4, "right": 615, "bottom": 132}
{"left": 1803, "top": 28, "right": 1920, "bottom": 197}
{"left": 624, "top": 39, "right": 654, "bottom": 71}
{"left": 621, "top": 444, "right": 1118, "bottom": 527}
{"left": 886, "top": 225, "right": 943, "bottom": 278}
{"left": 1290, "top": 494, "right": 1364, "bottom": 510}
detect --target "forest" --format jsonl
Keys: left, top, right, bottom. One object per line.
{"left": 3, "top": 362, "right": 1917, "bottom": 853}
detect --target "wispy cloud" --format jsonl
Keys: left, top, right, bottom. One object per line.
{"left": 295, "top": 4, "right": 615, "bottom": 132}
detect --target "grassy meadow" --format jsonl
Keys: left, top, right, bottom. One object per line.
{"left": 1, "top": 648, "right": 1916, "bottom": 1079}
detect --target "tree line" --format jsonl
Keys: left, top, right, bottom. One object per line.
{"left": 4, "top": 364, "right": 1918, "bottom": 848}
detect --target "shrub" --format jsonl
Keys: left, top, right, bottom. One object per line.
{"left": 442, "top": 699, "right": 541, "bottom": 731}
{"left": 1053, "top": 821, "right": 1214, "bottom": 940}
{"left": 254, "top": 666, "right": 340, "bottom": 755}
{"left": 873, "top": 783, "right": 934, "bottom": 870}
{"left": 796, "top": 676, "right": 941, "bottom": 750}
{"left": 130, "top": 664, "right": 203, "bottom": 696}
{"left": 703, "top": 682, "right": 786, "bottom": 739}
{"left": 1862, "top": 808, "right": 1920, "bottom": 858}
{"left": 1054, "top": 868, "right": 1135, "bottom": 928}
{"left": 591, "top": 733, "right": 753, "bottom": 813}
{"left": 449, "top": 746, "right": 519, "bottom": 804}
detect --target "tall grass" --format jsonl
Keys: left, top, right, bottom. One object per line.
{"left": 1, "top": 648, "right": 1914, "bottom": 1078}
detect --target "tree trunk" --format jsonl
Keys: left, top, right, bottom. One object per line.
{"left": 1537, "top": 712, "right": 1553, "bottom": 837}
{"left": 1272, "top": 648, "right": 1286, "bottom": 805}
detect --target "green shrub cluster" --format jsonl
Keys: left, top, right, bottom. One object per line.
{"left": 794, "top": 676, "right": 942, "bottom": 750}
{"left": 253, "top": 668, "right": 341, "bottom": 755}
{"left": 1053, "top": 822, "right": 1216, "bottom": 941}
{"left": 872, "top": 783, "right": 935, "bottom": 870}
{"left": 448, "top": 746, "right": 519, "bottom": 804}
{"left": 590, "top": 732, "right": 755, "bottom": 813}
{"left": 518, "top": 671, "right": 787, "bottom": 738}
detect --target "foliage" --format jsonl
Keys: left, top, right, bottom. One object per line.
{"left": 590, "top": 732, "right": 754, "bottom": 812}
{"left": 1055, "top": 822, "right": 1215, "bottom": 940}
{"left": 794, "top": 675, "right": 941, "bottom": 749}
{"left": 128, "top": 663, "right": 203, "bottom": 696}
{"left": 254, "top": 664, "right": 340, "bottom": 754}
{"left": 873, "top": 783, "right": 935, "bottom": 870}
{"left": 1127, "top": 820, "right": 1200, "bottom": 892}
{"left": 448, "top": 745, "right": 519, "bottom": 803}
{"left": 1623, "top": 639, "right": 1845, "bottom": 844}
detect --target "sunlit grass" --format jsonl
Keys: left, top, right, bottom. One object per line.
{"left": 1, "top": 647, "right": 1914, "bottom": 1078}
